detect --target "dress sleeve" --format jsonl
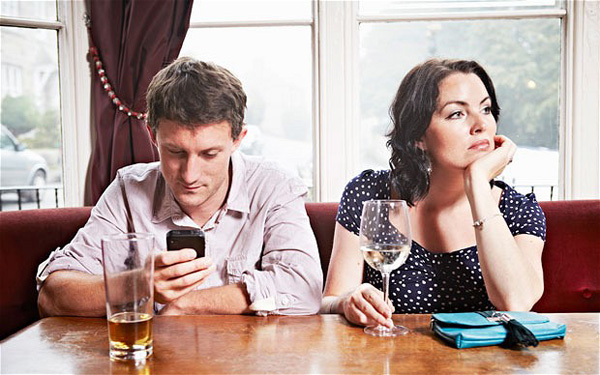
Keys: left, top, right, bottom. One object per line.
{"left": 502, "top": 189, "right": 547, "bottom": 241}
{"left": 336, "top": 170, "right": 387, "bottom": 236}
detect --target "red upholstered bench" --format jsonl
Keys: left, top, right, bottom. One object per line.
{"left": 1, "top": 201, "right": 598, "bottom": 340}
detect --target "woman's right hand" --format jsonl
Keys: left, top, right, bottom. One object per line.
{"left": 340, "top": 283, "right": 395, "bottom": 328}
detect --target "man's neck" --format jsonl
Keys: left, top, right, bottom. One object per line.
{"left": 187, "top": 162, "right": 233, "bottom": 228}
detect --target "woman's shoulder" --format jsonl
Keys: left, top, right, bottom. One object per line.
{"left": 493, "top": 180, "right": 547, "bottom": 240}
{"left": 343, "top": 169, "right": 390, "bottom": 192}
{"left": 337, "top": 169, "right": 390, "bottom": 235}
{"left": 493, "top": 180, "right": 541, "bottom": 208}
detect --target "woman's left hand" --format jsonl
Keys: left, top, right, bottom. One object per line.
{"left": 465, "top": 135, "right": 517, "bottom": 182}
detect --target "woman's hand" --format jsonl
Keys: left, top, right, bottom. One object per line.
{"left": 340, "top": 283, "right": 394, "bottom": 328}
{"left": 465, "top": 135, "right": 517, "bottom": 182}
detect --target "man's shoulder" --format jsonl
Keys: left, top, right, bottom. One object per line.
{"left": 237, "top": 153, "right": 307, "bottom": 200}
{"left": 118, "top": 162, "right": 162, "bottom": 184}
{"left": 239, "top": 153, "right": 298, "bottom": 183}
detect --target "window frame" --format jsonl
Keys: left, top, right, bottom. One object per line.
{"left": 318, "top": 0, "right": 599, "bottom": 202}
{"left": 0, "top": 0, "right": 90, "bottom": 207}
{"left": 4, "top": 1, "right": 597, "bottom": 206}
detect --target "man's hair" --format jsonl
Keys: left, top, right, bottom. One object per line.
{"left": 146, "top": 57, "right": 247, "bottom": 139}
{"left": 386, "top": 58, "right": 500, "bottom": 206}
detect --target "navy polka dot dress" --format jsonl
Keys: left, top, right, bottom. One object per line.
{"left": 336, "top": 170, "right": 547, "bottom": 313}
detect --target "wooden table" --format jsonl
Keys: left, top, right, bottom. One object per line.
{"left": 1, "top": 313, "right": 598, "bottom": 374}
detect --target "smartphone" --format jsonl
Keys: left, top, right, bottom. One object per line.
{"left": 166, "top": 229, "right": 205, "bottom": 258}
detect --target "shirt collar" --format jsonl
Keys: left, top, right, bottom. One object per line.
{"left": 224, "top": 151, "right": 250, "bottom": 214}
{"left": 152, "top": 151, "right": 250, "bottom": 224}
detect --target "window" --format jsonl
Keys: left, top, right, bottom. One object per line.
{"left": 318, "top": 0, "right": 589, "bottom": 202}
{"left": 2, "top": 1, "right": 597, "bottom": 209}
{"left": 182, "top": 0, "right": 315, "bottom": 199}
{"left": 0, "top": 1, "right": 88, "bottom": 210}
{"left": 358, "top": 8, "right": 562, "bottom": 201}
{"left": 183, "top": 1, "right": 589, "bottom": 203}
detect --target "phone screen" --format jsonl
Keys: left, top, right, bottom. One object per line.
{"left": 166, "top": 229, "right": 205, "bottom": 258}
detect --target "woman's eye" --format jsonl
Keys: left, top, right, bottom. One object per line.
{"left": 482, "top": 106, "right": 492, "bottom": 114}
{"left": 447, "top": 111, "right": 463, "bottom": 119}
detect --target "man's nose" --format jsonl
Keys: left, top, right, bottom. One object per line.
{"left": 181, "top": 156, "right": 201, "bottom": 183}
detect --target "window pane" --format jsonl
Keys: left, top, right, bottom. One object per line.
{"left": 180, "top": 26, "right": 314, "bottom": 198}
{"left": 0, "top": 0, "right": 57, "bottom": 21}
{"left": 1, "top": 26, "right": 63, "bottom": 210}
{"left": 360, "top": 0, "right": 561, "bottom": 16}
{"left": 359, "top": 18, "right": 561, "bottom": 200}
{"left": 191, "top": 0, "right": 312, "bottom": 22}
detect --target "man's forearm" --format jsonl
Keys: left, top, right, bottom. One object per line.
{"left": 161, "top": 283, "right": 253, "bottom": 315}
{"left": 38, "top": 271, "right": 106, "bottom": 317}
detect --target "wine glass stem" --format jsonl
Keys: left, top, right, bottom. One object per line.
{"left": 381, "top": 271, "right": 391, "bottom": 308}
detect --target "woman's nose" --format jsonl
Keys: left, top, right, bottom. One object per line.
{"left": 470, "top": 114, "right": 487, "bottom": 135}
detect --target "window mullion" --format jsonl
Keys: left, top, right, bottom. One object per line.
{"left": 318, "top": 0, "right": 359, "bottom": 202}
{"left": 57, "top": 0, "right": 90, "bottom": 207}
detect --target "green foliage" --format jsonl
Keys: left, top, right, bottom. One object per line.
{"left": 0, "top": 95, "right": 60, "bottom": 148}
{"left": 1, "top": 95, "right": 39, "bottom": 136}
{"left": 360, "top": 18, "right": 561, "bottom": 150}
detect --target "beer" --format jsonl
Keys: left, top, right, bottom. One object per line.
{"left": 108, "top": 312, "right": 153, "bottom": 359}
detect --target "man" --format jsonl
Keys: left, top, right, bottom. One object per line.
{"left": 37, "top": 57, "right": 323, "bottom": 316}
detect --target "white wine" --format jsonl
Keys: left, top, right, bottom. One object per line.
{"left": 361, "top": 244, "right": 410, "bottom": 273}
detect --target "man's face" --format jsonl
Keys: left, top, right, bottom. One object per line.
{"left": 155, "top": 119, "right": 245, "bottom": 216}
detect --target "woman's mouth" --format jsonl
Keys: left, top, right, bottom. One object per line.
{"left": 469, "top": 139, "right": 491, "bottom": 151}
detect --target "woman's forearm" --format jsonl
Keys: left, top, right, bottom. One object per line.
{"left": 464, "top": 170, "right": 544, "bottom": 310}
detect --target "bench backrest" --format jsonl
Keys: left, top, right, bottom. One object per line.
{"left": 1, "top": 200, "right": 598, "bottom": 340}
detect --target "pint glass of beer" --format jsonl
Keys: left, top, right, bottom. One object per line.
{"left": 101, "top": 233, "right": 155, "bottom": 361}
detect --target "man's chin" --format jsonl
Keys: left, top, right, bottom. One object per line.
{"left": 174, "top": 192, "right": 207, "bottom": 209}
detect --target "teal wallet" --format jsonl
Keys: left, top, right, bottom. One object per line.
{"left": 431, "top": 311, "right": 567, "bottom": 349}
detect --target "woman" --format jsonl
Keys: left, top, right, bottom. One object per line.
{"left": 321, "top": 59, "right": 546, "bottom": 329}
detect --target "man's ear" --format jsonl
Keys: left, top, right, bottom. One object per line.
{"left": 146, "top": 123, "right": 157, "bottom": 145}
{"left": 232, "top": 126, "right": 248, "bottom": 151}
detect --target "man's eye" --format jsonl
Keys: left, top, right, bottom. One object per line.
{"left": 204, "top": 152, "right": 218, "bottom": 158}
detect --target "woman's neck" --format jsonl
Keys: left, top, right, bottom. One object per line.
{"left": 420, "top": 168, "right": 469, "bottom": 209}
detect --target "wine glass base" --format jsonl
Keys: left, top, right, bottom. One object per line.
{"left": 364, "top": 325, "right": 409, "bottom": 337}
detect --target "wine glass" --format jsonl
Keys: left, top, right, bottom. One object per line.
{"left": 360, "top": 199, "right": 412, "bottom": 337}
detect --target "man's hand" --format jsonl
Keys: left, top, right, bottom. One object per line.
{"left": 154, "top": 249, "right": 215, "bottom": 304}
{"left": 465, "top": 135, "right": 517, "bottom": 182}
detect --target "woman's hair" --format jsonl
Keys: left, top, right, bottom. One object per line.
{"left": 386, "top": 58, "right": 500, "bottom": 206}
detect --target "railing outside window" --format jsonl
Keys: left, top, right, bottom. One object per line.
{"left": 0, "top": 185, "right": 64, "bottom": 211}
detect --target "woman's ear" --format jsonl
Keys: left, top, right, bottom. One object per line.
{"left": 415, "top": 139, "right": 426, "bottom": 151}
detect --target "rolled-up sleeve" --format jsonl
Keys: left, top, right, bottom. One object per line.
{"left": 241, "top": 178, "right": 323, "bottom": 315}
{"left": 36, "top": 177, "right": 126, "bottom": 289}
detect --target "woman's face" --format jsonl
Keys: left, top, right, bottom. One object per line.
{"left": 419, "top": 72, "right": 497, "bottom": 171}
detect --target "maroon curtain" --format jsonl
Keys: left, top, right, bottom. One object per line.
{"left": 84, "top": 0, "right": 194, "bottom": 205}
